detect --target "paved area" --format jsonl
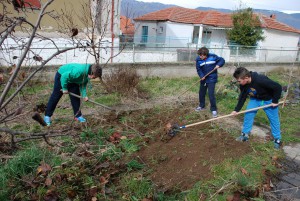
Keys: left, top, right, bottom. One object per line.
{"left": 283, "top": 144, "right": 300, "bottom": 163}
{"left": 233, "top": 121, "right": 300, "bottom": 200}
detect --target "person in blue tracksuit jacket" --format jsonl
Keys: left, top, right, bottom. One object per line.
{"left": 195, "top": 47, "right": 225, "bottom": 118}
{"left": 231, "top": 67, "right": 283, "bottom": 149}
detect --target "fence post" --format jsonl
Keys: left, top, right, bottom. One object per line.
{"left": 236, "top": 46, "right": 239, "bottom": 66}
{"left": 162, "top": 44, "right": 165, "bottom": 62}
{"left": 65, "top": 44, "right": 67, "bottom": 64}
{"left": 133, "top": 43, "right": 135, "bottom": 63}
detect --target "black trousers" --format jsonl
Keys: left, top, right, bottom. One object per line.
{"left": 45, "top": 72, "right": 82, "bottom": 118}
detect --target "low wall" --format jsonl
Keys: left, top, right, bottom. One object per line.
{"left": 1, "top": 62, "right": 299, "bottom": 83}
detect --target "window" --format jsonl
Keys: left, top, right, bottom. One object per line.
{"left": 158, "top": 26, "right": 163, "bottom": 34}
{"left": 141, "top": 26, "right": 148, "bottom": 43}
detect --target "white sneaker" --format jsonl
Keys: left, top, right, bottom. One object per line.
{"left": 195, "top": 106, "right": 205, "bottom": 112}
{"left": 212, "top": 111, "right": 218, "bottom": 118}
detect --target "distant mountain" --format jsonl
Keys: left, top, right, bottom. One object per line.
{"left": 121, "top": 0, "right": 176, "bottom": 18}
{"left": 121, "top": 0, "right": 300, "bottom": 30}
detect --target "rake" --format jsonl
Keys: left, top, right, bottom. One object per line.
{"left": 167, "top": 101, "right": 284, "bottom": 136}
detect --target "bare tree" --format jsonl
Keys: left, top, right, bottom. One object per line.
{"left": 0, "top": 0, "right": 124, "bottom": 145}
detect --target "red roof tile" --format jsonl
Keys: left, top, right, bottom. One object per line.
{"left": 120, "top": 16, "right": 135, "bottom": 35}
{"left": 16, "top": 0, "right": 41, "bottom": 9}
{"left": 134, "top": 7, "right": 300, "bottom": 34}
{"left": 257, "top": 14, "right": 300, "bottom": 33}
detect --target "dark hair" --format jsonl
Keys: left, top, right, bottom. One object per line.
{"left": 197, "top": 47, "right": 209, "bottom": 56}
{"left": 233, "top": 67, "right": 251, "bottom": 79}
{"left": 90, "top": 64, "right": 102, "bottom": 78}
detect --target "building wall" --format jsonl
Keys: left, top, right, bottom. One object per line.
{"left": 1, "top": 0, "right": 87, "bottom": 31}
{"left": 258, "top": 29, "right": 299, "bottom": 62}
{"left": 0, "top": 0, "right": 120, "bottom": 38}
{"left": 260, "top": 29, "right": 299, "bottom": 48}
{"left": 156, "top": 22, "right": 167, "bottom": 43}
{"left": 96, "top": 0, "right": 121, "bottom": 38}
{"left": 165, "top": 22, "right": 193, "bottom": 47}
{"left": 134, "top": 21, "right": 158, "bottom": 45}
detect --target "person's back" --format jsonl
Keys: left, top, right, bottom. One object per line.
{"left": 44, "top": 63, "right": 102, "bottom": 126}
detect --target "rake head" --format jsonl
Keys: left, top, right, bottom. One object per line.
{"left": 166, "top": 123, "right": 181, "bottom": 137}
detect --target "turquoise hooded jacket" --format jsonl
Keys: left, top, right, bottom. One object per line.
{"left": 58, "top": 63, "right": 91, "bottom": 98}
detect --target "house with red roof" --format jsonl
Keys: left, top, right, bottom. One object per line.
{"left": 120, "top": 16, "right": 135, "bottom": 42}
{"left": 134, "top": 7, "right": 300, "bottom": 61}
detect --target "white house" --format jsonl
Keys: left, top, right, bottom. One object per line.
{"left": 133, "top": 7, "right": 300, "bottom": 62}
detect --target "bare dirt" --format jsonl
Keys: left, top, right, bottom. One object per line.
{"left": 95, "top": 101, "right": 253, "bottom": 191}
{"left": 0, "top": 93, "right": 255, "bottom": 192}
{"left": 136, "top": 128, "right": 252, "bottom": 191}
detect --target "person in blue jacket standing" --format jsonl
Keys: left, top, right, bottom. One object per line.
{"left": 195, "top": 47, "right": 225, "bottom": 118}
{"left": 44, "top": 63, "right": 102, "bottom": 126}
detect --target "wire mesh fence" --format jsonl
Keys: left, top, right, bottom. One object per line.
{"left": 1, "top": 38, "right": 300, "bottom": 66}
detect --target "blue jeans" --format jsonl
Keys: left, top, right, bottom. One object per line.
{"left": 45, "top": 72, "right": 82, "bottom": 118}
{"left": 242, "top": 98, "right": 281, "bottom": 140}
{"left": 199, "top": 82, "right": 217, "bottom": 111}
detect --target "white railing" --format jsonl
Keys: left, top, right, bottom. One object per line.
{"left": 1, "top": 39, "right": 299, "bottom": 66}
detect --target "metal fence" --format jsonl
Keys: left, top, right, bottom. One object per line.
{"left": 1, "top": 39, "right": 300, "bottom": 66}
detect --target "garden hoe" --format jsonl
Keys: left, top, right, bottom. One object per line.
{"left": 167, "top": 101, "right": 284, "bottom": 137}
{"left": 32, "top": 93, "right": 115, "bottom": 126}
{"left": 68, "top": 92, "right": 115, "bottom": 111}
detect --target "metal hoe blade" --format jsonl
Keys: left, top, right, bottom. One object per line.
{"left": 168, "top": 124, "right": 181, "bottom": 137}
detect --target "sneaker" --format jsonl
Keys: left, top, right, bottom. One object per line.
{"left": 195, "top": 106, "right": 206, "bottom": 112}
{"left": 212, "top": 111, "right": 218, "bottom": 118}
{"left": 236, "top": 133, "right": 249, "bottom": 142}
{"left": 274, "top": 139, "right": 282, "bottom": 150}
{"left": 44, "top": 116, "right": 51, "bottom": 126}
{"left": 75, "top": 116, "right": 86, "bottom": 123}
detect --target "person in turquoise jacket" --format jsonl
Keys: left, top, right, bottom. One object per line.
{"left": 44, "top": 63, "right": 102, "bottom": 126}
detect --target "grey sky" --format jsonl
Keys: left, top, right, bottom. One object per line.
{"left": 137, "top": 0, "right": 300, "bottom": 13}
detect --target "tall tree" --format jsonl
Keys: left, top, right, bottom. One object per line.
{"left": 227, "top": 8, "right": 264, "bottom": 47}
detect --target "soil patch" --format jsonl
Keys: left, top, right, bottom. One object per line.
{"left": 91, "top": 101, "right": 253, "bottom": 192}
{"left": 136, "top": 128, "right": 252, "bottom": 191}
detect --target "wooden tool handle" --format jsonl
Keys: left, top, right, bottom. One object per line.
{"left": 68, "top": 92, "right": 114, "bottom": 111}
{"left": 183, "top": 101, "right": 284, "bottom": 128}
{"left": 177, "top": 68, "right": 217, "bottom": 98}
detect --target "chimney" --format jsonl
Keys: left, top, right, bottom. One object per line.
{"left": 270, "top": 14, "right": 276, "bottom": 19}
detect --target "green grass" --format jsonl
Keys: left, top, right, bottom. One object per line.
{"left": 140, "top": 77, "right": 199, "bottom": 97}
{"left": 185, "top": 149, "right": 283, "bottom": 200}
{"left": 1, "top": 68, "right": 299, "bottom": 200}
{"left": 120, "top": 174, "right": 153, "bottom": 200}
{"left": 0, "top": 143, "right": 62, "bottom": 200}
{"left": 126, "top": 160, "right": 144, "bottom": 171}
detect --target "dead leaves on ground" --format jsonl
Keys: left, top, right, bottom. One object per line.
{"left": 240, "top": 168, "right": 250, "bottom": 176}
{"left": 108, "top": 132, "right": 122, "bottom": 143}
{"left": 14, "top": 159, "right": 122, "bottom": 200}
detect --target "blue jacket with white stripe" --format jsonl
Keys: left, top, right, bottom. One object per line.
{"left": 195, "top": 53, "right": 225, "bottom": 83}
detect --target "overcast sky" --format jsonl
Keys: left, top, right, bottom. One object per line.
{"left": 137, "top": 0, "right": 300, "bottom": 14}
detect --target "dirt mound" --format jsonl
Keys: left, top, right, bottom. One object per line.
{"left": 136, "top": 126, "right": 252, "bottom": 191}
{"left": 93, "top": 102, "right": 253, "bottom": 192}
